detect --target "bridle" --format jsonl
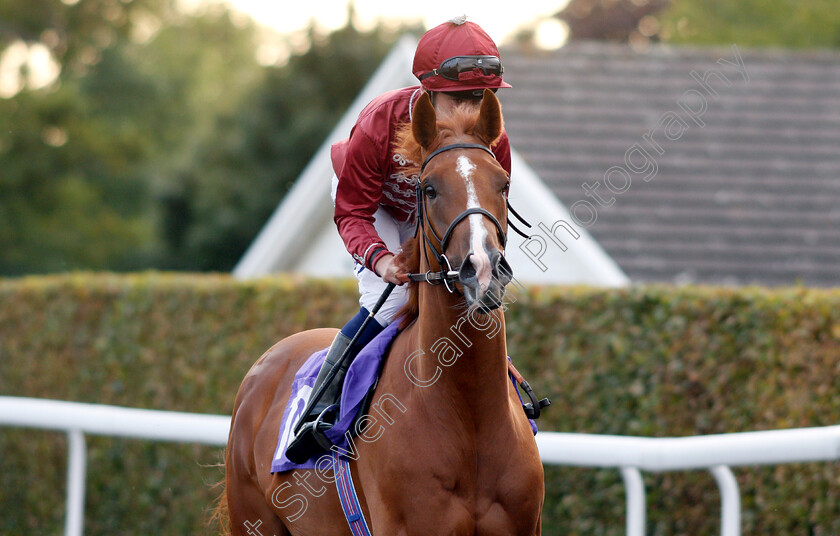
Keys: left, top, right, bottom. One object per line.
{"left": 405, "top": 142, "right": 532, "bottom": 293}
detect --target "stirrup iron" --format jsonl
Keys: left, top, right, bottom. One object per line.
{"left": 520, "top": 379, "right": 551, "bottom": 420}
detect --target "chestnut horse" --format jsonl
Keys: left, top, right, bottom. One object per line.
{"left": 219, "top": 89, "right": 544, "bottom": 535}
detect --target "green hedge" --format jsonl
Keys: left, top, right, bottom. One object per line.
{"left": 1, "top": 273, "right": 839, "bottom": 534}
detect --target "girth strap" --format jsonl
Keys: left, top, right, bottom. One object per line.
{"left": 333, "top": 452, "right": 372, "bottom": 536}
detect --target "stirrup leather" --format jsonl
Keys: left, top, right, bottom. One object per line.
{"left": 507, "top": 360, "right": 551, "bottom": 420}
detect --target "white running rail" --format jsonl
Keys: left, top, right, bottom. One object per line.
{"left": 2, "top": 396, "right": 839, "bottom": 536}
{"left": 0, "top": 396, "right": 230, "bottom": 536}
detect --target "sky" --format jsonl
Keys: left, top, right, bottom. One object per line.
{"left": 220, "top": 0, "right": 571, "bottom": 49}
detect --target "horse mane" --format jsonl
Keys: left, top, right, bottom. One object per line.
{"left": 391, "top": 102, "right": 503, "bottom": 329}
{"left": 394, "top": 236, "right": 420, "bottom": 330}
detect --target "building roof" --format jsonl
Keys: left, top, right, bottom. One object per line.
{"left": 499, "top": 41, "right": 840, "bottom": 287}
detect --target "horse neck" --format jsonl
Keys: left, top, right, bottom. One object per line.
{"left": 413, "top": 283, "right": 510, "bottom": 408}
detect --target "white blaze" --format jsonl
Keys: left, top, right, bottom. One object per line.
{"left": 457, "top": 155, "right": 493, "bottom": 291}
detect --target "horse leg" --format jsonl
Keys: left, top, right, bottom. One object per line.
{"left": 226, "top": 476, "right": 288, "bottom": 536}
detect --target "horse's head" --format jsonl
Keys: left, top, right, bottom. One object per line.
{"left": 409, "top": 89, "right": 513, "bottom": 312}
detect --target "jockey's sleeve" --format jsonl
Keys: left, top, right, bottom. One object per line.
{"left": 334, "top": 127, "right": 390, "bottom": 272}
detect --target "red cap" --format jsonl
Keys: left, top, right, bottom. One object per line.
{"left": 413, "top": 18, "right": 512, "bottom": 93}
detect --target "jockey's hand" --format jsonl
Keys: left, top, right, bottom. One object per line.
{"left": 374, "top": 253, "right": 406, "bottom": 285}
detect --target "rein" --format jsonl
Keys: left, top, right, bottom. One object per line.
{"left": 404, "top": 142, "right": 532, "bottom": 292}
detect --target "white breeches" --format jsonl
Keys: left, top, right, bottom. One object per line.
{"left": 332, "top": 175, "right": 413, "bottom": 326}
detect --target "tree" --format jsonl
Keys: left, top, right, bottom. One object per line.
{"left": 1, "top": 0, "right": 417, "bottom": 275}
{"left": 0, "top": 85, "right": 155, "bottom": 273}
{"left": 157, "top": 20, "right": 418, "bottom": 270}
{"left": 659, "top": 0, "right": 840, "bottom": 49}
{"left": 556, "top": 0, "right": 670, "bottom": 43}
{"left": 0, "top": 1, "right": 264, "bottom": 274}
{"left": 534, "top": 0, "right": 840, "bottom": 50}
{"left": 0, "top": 0, "right": 174, "bottom": 74}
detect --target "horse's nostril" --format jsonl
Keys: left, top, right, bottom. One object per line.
{"left": 459, "top": 256, "right": 477, "bottom": 283}
{"left": 492, "top": 251, "right": 513, "bottom": 285}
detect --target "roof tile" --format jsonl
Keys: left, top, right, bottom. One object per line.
{"left": 500, "top": 42, "right": 840, "bottom": 287}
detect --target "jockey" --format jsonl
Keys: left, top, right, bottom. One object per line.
{"left": 288, "top": 16, "right": 513, "bottom": 456}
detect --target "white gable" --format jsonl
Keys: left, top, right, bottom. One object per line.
{"left": 234, "top": 37, "right": 628, "bottom": 287}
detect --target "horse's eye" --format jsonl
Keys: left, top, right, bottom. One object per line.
{"left": 502, "top": 182, "right": 510, "bottom": 196}
{"left": 424, "top": 185, "right": 437, "bottom": 199}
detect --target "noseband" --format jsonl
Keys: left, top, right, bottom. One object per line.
{"left": 406, "top": 142, "right": 532, "bottom": 292}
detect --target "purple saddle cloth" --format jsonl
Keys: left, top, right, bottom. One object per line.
{"left": 271, "top": 322, "right": 537, "bottom": 474}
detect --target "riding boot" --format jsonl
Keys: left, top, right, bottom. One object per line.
{"left": 285, "top": 307, "right": 386, "bottom": 463}
{"left": 284, "top": 332, "right": 354, "bottom": 463}
{"left": 306, "top": 331, "right": 353, "bottom": 419}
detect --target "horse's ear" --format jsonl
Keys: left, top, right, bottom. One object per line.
{"left": 412, "top": 92, "right": 438, "bottom": 150}
{"left": 474, "top": 89, "right": 503, "bottom": 146}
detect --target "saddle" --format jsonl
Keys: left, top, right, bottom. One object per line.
{"left": 271, "top": 321, "right": 550, "bottom": 473}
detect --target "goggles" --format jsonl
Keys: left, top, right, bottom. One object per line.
{"left": 418, "top": 55, "right": 504, "bottom": 82}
